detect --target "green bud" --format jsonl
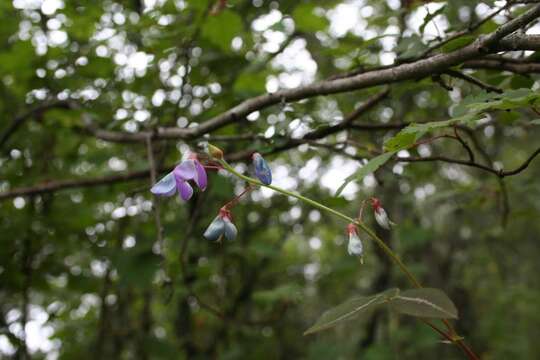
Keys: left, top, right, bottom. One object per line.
{"left": 207, "top": 143, "right": 224, "bottom": 159}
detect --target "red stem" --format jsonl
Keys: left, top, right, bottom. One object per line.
{"left": 222, "top": 185, "right": 253, "bottom": 209}
{"left": 203, "top": 165, "right": 223, "bottom": 171}
{"left": 421, "top": 320, "right": 479, "bottom": 360}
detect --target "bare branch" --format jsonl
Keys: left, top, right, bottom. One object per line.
{"left": 146, "top": 135, "right": 165, "bottom": 255}
{"left": 226, "top": 89, "right": 390, "bottom": 161}
{"left": 422, "top": 4, "right": 509, "bottom": 57}
{"left": 398, "top": 146, "right": 540, "bottom": 178}
{"left": 444, "top": 69, "right": 503, "bottom": 93}
{"left": 0, "top": 167, "right": 172, "bottom": 201}
{"left": 349, "top": 122, "right": 410, "bottom": 131}
{"left": 398, "top": 155, "right": 500, "bottom": 175}
{"left": 0, "top": 100, "right": 73, "bottom": 148}
{"left": 462, "top": 58, "right": 540, "bottom": 74}
{"left": 80, "top": 5, "right": 540, "bottom": 144}
{"left": 1, "top": 141, "right": 538, "bottom": 202}
{"left": 495, "top": 34, "right": 540, "bottom": 51}
{"left": 453, "top": 127, "right": 475, "bottom": 163}
{"left": 500, "top": 147, "right": 540, "bottom": 177}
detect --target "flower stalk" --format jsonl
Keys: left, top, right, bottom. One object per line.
{"left": 217, "top": 159, "right": 419, "bottom": 287}
{"left": 217, "top": 158, "right": 478, "bottom": 360}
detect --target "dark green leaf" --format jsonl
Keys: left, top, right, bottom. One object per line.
{"left": 384, "top": 131, "right": 422, "bottom": 152}
{"left": 292, "top": 4, "right": 328, "bottom": 32}
{"left": 202, "top": 10, "right": 243, "bottom": 52}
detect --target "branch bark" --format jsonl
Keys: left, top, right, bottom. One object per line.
{"left": 80, "top": 5, "right": 540, "bottom": 143}
{"left": 0, "top": 100, "right": 73, "bottom": 148}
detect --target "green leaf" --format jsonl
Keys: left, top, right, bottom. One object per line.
{"left": 382, "top": 112, "right": 482, "bottom": 154}
{"left": 186, "top": 0, "right": 210, "bottom": 11}
{"left": 304, "top": 289, "right": 398, "bottom": 335}
{"left": 335, "top": 151, "right": 396, "bottom": 196}
{"left": 292, "top": 4, "right": 328, "bottom": 32}
{"left": 465, "top": 88, "right": 539, "bottom": 113}
{"left": 389, "top": 288, "right": 458, "bottom": 319}
{"left": 383, "top": 131, "right": 422, "bottom": 152}
{"left": 510, "top": 74, "right": 535, "bottom": 89}
{"left": 202, "top": 10, "right": 243, "bottom": 52}
{"left": 441, "top": 35, "right": 475, "bottom": 52}
{"left": 233, "top": 71, "right": 268, "bottom": 94}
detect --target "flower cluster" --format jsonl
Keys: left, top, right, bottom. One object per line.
{"left": 149, "top": 147, "right": 397, "bottom": 262}
{"left": 150, "top": 147, "right": 272, "bottom": 242}
{"left": 345, "top": 197, "right": 395, "bottom": 262}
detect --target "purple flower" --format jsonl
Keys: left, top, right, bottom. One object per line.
{"left": 203, "top": 208, "right": 237, "bottom": 242}
{"left": 252, "top": 152, "right": 272, "bottom": 185}
{"left": 151, "top": 158, "right": 207, "bottom": 201}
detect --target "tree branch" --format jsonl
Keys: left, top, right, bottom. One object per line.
{"left": 444, "top": 69, "right": 503, "bottom": 93}
{"left": 0, "top": 167, "right": 172, "bottom": 201}
{"left": 398, "top": 146, "right": 540, "bottom": 179}
{"left": 80, "top": 5, "right": 540, "bottom": 144}
{"left": 0, "top": 100, "right": 73, "bottom": 148}
{"left": 462, "top": 57, "right": 540, "bottom": 74}
{"left": 2, "top": 128, "right": 538, "bottom": 202}
{"left": 225, "top": 89, "right": 390, "bottom": 161}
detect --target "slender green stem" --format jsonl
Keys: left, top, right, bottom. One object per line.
{"left": 218, "top": 159, "right": 480, "bottom": 360}
{"left": 219, "top": 159, "right": 420, "bottom": 286}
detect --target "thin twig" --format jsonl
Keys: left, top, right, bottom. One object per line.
{"left": 453, "top": 127, "right": 475, "bottom": 162}
{"left": 445, "top": 69, "right": 503, "bottom": 93}
{"left": 0, "top": 100, "right": 73, "bottom": 149}
{"left": 80, "top": 8, "right": 540, "bottom": 144}
{"left": 146, "top": 134, "right": 164, "bottom": 256}
{"left": 422, "top": 4, "right": 509, "bottom": 57}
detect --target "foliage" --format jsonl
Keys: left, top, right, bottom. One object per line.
{"left": 0, "top": 0, "right": 539, "bottom": 359}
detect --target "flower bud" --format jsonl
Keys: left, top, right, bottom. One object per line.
{"left": 370, "top": 197, "right": 395, "bottom": 230}
{"left": 252, "top": 152, "right": 272, "bottom": 185}
{"left": 207, "top": 143, "right": 224, "bottom": 160}
{"left": 346, "top": 223, "right": 363, "bottom": 258}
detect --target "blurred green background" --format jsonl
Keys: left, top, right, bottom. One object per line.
{"left": 1, "top": 0, "right": 540, "bottom": 359}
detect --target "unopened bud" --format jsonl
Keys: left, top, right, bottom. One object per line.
{"left": 207, "top": 143, "right": 224, "bottom": 159}
{"left": 370, "top": 197, "right": 395, "bottom": 230}
{"left": 346, "top": 223, "right": 363, "bottom": 258}
{"left": 252, "top": 152, "right": 272, "bottom": 185}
